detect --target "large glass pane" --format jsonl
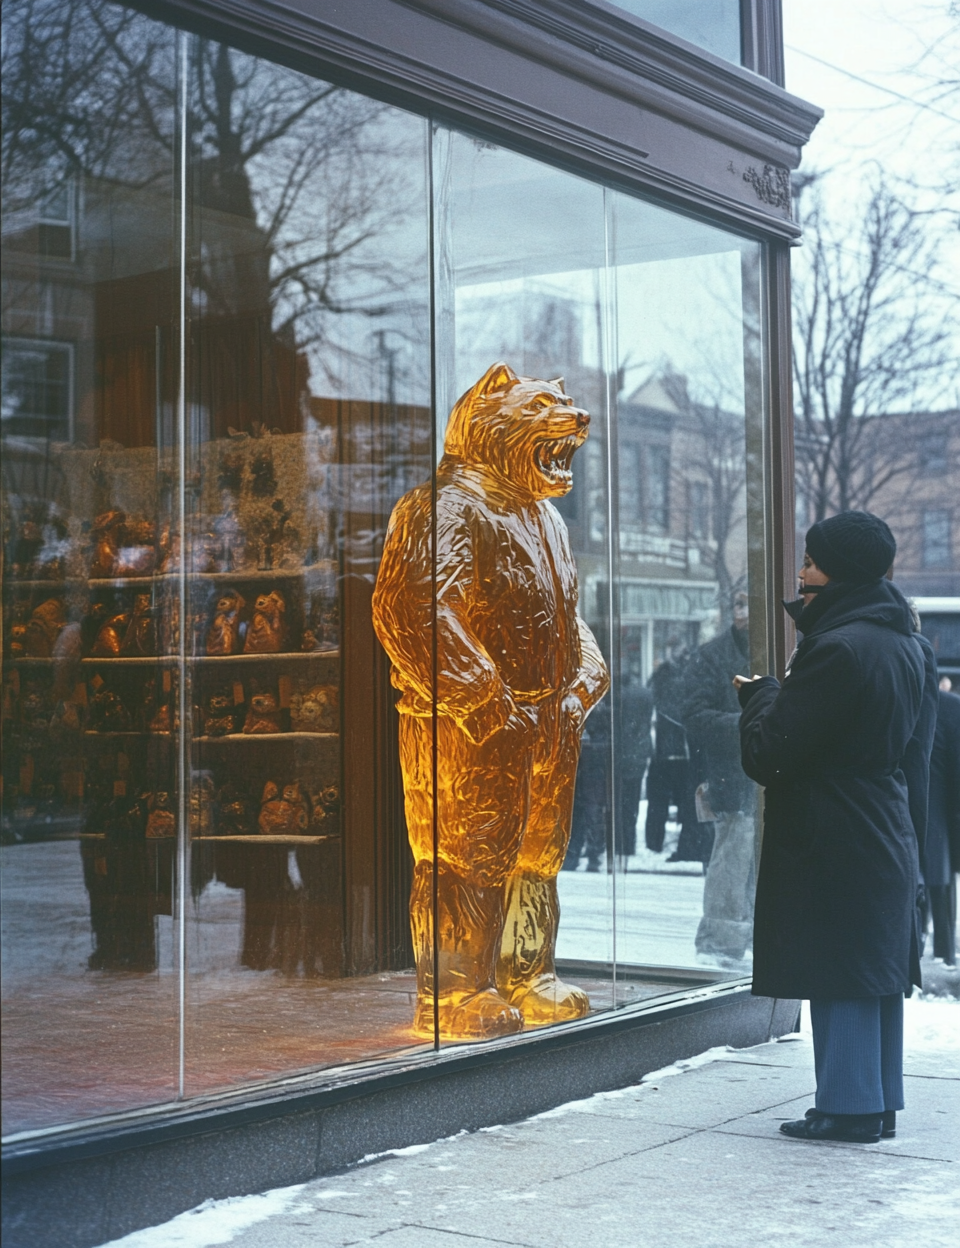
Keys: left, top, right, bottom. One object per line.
{"left": 181, "top": 44, "right": 434, "bottom": 1094}
{"left": 606, "top": 1, "right": 742, "bottom": 64}
{"left": 2, "top": 0, "right": 180, "bottom": 1133}
{"left": 609, "top": 192, "right": 766, "bottom": 988}
{"left": 436, "top": 131, "right": 617, "bottom": 1029}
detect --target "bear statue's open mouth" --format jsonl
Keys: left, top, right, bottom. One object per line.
{"left": 534, "top": 435, "right": 580, "bottom": 487}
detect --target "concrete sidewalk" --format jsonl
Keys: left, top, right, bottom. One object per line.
{"left": 107, "top": 998, "right": 960, "bottom": 1248}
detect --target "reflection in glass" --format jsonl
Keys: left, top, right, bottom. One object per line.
{"left": 608, "top": 0, "right": 742, "bottom": 64}
{"left": 609, "top": 192, "right": 765, "bottom": 984}
{"left": 1, "top": 0, "right": 181, "bottom": 1133}
{"left": 373, "top": 364, "right": 608, "bottom": 1039}
{"left": 438, "top": 133, "right": 619, "bottom": 1019}
{"left": 182, "top": 44, "right": 433, "bottom": 1093}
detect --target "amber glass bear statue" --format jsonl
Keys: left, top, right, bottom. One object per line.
{"left": 373, "top": 362, "right": 609, "bottom": 1041}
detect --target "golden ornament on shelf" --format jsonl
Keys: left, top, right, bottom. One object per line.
{"left": 373, "top": 362, "right": 609, "bottom": 1042}
{"left": 243, "top": 590, "right": 286, "bottom": 654}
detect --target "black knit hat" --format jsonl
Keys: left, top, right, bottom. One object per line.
{"left": 805, "top": 511, "right": 896, "bottom": 584}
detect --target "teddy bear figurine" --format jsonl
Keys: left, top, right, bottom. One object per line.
{"left": 258, "top": 780, "right": 308, "bottom": 836}
{"left": 90, "top": 509, "right": 125, "bottom": 578}
{"left": 91, "top": 607, "right": 131, "bottom": 657}
{"left": 217, "top": 782, "right": 255, "bottom": 836}
{"left": 290, "top": 684, "right": 338, "bottom": 733}
{"left": 243, "top": 690, "right": 281, "bottom": 734}
{"left": 243, "top": 590, "right": 286, "bottom": 653}
{"left": 120, "top": 593, "right": 157, "bottom": 657}
{"left": 145, "top": 791, "right": 176, "bottom": 839}
{"left": 206, "top": 588, "right": 246, "bottom": 655}
{"left": 203, "top": 689, "right": 241, "bottom": 737}
{"left": 22, "top": 598, "right": 67, "bottom": 657}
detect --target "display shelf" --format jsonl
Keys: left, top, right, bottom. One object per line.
{"left": 192, "top": 650, "right": 339, "bottom": 664}
{"left": 193, "top": 732, "right": 337, "bottom": 743}
{"left": 83, "top": 730, "right": 173, "bottom": 739}
{"left": 9, "top": 651, "right": 338, "bottom": 667}
{"left": 4, "top": 562, "right": 336, "bottom": 593}
{"left": 193, "top": 834, "right": 337, "bottom": 844}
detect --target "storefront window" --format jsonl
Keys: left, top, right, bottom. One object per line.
{"left": 2, "top": 0, "right": 768, "bottom": 1138}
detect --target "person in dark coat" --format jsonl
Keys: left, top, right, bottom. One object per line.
{"left": 681, "top": 591, "right": 756, "bottom": 964}
{"left": 644, "top": 655, "right": 698, "bottom": 856}
{"left": 736, "top": 512, "right": 936, "bottom": 1146}
{"left": 616, "top": 678, "right": 653, "bottom": 858}
{"left": 922, "top": 682, "right": 960, "bottom": 965}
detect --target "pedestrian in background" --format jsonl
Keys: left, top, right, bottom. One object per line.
{"left": 736, "top": 511, "right": 937, "bottom": 1144}
{"left": 682, "top": 590, "right": 756, "bottom": 968}
{"left": 922, "top": 676, "right": 960, "bottom": 966}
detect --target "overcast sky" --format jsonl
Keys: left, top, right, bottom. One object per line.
{"left": 782, "top": 1, "right": 959, "bottom": 276}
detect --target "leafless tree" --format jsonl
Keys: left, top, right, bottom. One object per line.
{"left": 792, "top": 181, "right": 957, "bottom": 524}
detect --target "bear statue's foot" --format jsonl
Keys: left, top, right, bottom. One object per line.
{"left": 413, "top": 989, "right": 524, "bottom": 1042}
{"left": 508, "top": 974, "right": 590, "bottom": 1027}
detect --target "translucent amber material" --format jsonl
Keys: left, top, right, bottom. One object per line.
{"left": 373, "top": 362, "right": 609, "bottom": 1040}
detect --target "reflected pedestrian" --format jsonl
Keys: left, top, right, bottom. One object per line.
{"left": 922, "top": 676, "right": 960, "bottom": 966}
{"left": 736, "top": 512, "right": 936, "bottom": 1144}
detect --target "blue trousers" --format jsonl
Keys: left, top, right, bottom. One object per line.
{"left": 810, "top": 995, "right": 904, "bottom": 1115}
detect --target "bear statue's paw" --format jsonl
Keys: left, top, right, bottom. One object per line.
{"left": 510, "top": 974, "right": 590, "bottom": 1027}
{"left": 413, "top": 989, "right": 524, "bottom": 1041}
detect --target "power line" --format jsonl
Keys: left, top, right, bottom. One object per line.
{"left": 786, "top": 44, "right": 960, "bottom": 124}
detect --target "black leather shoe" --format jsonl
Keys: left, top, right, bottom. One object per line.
{"left": 782, "top": 1112, "right": 881, "bottom": 1143}
{"left": 804, "top": 1106, "right": 896, "bottom": 1139}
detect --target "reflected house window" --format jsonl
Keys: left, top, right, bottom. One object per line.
{"left": 1, "top": 337, "right": 74, "bottom": 440}
{"left": 620, "top": 442, "right": 642, "bottom": 522}
{"left": 645, "top": 443, "right": 670, "bottom": 532}
{"left": 605, "top": 0, "right": 742, "bottom": 64}
{"left": 922, "top": 509, "right": 951, "bottom": 568}
{"left": 918, "top": 432, "right": 948, "bottom": 476}
{"left": 38, "top": 181, "right": 76, "bottom": 260}
{"left": 689, "top": 480, "right": 710, "bottom": 540}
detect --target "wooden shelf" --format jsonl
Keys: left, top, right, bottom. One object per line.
{"left": 194, "top": 732, "right": 337, "bottom": 744}
{"left": 9, "top": 651, "right": 338, "bottom": 667}
{"left": 4, "top": 562, "right": 336, "bottom": 592}
{"left": 194, "top": 834, "right": 337, "bottom": 844}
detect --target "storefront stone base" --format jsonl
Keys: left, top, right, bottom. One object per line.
{"left": 2, "top": 983, "right": 799, "bottom": 1248}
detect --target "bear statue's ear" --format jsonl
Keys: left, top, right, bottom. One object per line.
{"left": 475, "top": 361, "right": 519, "bottom": 397}
{"left": 549, "top": 377, "right": 566, "bottom": 394}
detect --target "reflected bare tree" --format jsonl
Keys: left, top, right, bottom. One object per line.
{"left": 792, "top": 181, "right": 957, "bottom": 524}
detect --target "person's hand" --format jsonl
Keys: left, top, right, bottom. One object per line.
{"left": 732, "top": 674, "right": 763, "bottom": 691}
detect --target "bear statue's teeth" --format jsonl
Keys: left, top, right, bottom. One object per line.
{"left": 535, "top": 436, "right": 577, "bottom": 482}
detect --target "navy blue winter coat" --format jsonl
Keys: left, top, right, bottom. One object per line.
{"left": 738, "top": 580, "right": 934, "bottom": 999}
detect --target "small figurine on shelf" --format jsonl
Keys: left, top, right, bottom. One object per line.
{"left": 89, "top": 686, "right": 131, "bottom": 733}
{"left": 243, "top": 690, "right": 281, "bottom": 734}
{"left": 243, "top": 590, "right": 286, "bottom": 654}
{"left": 146, "top": 791, "right": 176, "bottom": 839}
{"left": 19, "top": 681, "right": 52, "bottom": 751}
{"left": 308, "top": 784, "right": 340, "bottom": 834}
{"left": 91, "top": 606, "right": 131, "bottom": 657}
{"left": 214, "top": 506, "right": 246, "bottom": 572}
{"left": 149, "top": 700, "right": 178, "bottom": 734}
{"left": 155, "top": 521, "right": 181, "bottom": 575}
{"left": 206, "top": 588, "right": 246, "bottom": 655}
{"left": 23, "top": 598, "right": 67, "bottom": 657}
{"left": 115, "top": 519, "right": 157, "bottom": 577}
{"left": 121, "top": 594, "right": 157, "bottom": 657}
{"left": 258, "top": 780, "right": 308, "bottom": 836}
{"left": 203, "top": 689, "right": 242, "bottom": 737}
{"left": 188, "top": 772, "right": 217, "bottom": 839}
{"left": 217, "top": 782, "right": 255, "bottom": 836}
{"left": 257, "top": 499, "right": 291, "bottom": 571}
{"left": 291, "top": 684, "right": 338, "bottom": 733}
{"left": 30, "top": 512, "right": 70, "bottom": 580}
{"left": 90, "top": 510, "right": 125, "bottom": 578}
